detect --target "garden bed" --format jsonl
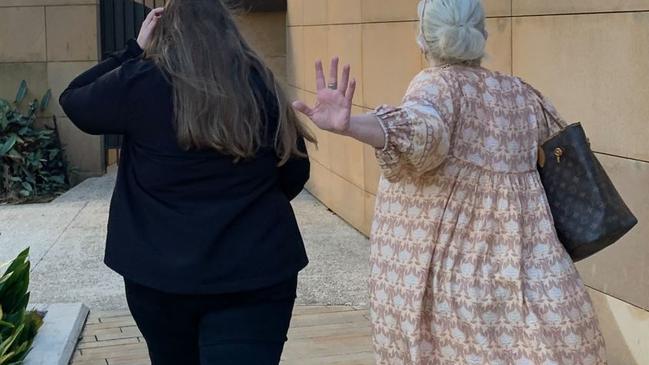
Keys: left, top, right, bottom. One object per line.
{"left": 1, "top": 81, "right": 71, "bottom": 207}
{"left": 0, "top": 194, "right": 64, "bottom": 206}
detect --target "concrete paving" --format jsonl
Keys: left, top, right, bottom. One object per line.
{"left": 0, "top": 169, "right": 370, "bottom": 310}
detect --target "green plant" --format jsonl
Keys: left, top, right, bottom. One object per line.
{"left": 0, "top": 248, "right": 43, "bottom": 365}
{"left": 0, "top": 81, "right": 69, "bottom": 203}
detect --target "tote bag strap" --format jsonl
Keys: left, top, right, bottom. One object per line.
{"left": 519, "top": 79, "right": 566, "bottom": 131}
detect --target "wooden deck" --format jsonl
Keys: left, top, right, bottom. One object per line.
{"left": 70, "top": 306, "right": 373, "bottom": 365}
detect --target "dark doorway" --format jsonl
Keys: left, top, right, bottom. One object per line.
{"left": 100, "top": 1, "right": 164, "bottom": 165}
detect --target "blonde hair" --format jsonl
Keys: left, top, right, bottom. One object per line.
{"left": 417, "top": 0, "right": 487, "bottom": 65}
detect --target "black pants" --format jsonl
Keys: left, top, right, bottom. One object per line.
{"left": 124, "top": 276, "right": 297, "bottom": 365}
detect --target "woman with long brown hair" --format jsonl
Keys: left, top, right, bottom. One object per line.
{"left": 59, "top": 1, "right": 314, "bottom": 364}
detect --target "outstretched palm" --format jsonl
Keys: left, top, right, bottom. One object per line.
{"left": 293, "top": 58, "right": 356, "bottom": 134}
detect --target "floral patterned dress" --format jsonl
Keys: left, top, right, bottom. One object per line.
{"left": 369, "top": 65, "right": 607, "bottom": 365}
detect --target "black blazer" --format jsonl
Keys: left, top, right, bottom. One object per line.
{"left": 60, "top": 40, "right": 310, "bottom": 294}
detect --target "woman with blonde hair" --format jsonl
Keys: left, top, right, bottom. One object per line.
{"left": 60, "top": 1, "right": 313, "bottom": 364}
{"left": 293, "top": 0, "right": 607, "bottom": 363}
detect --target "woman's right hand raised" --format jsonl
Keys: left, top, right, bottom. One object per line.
{"left": 292, "top": 58, "right": 356, "bottom": 134}
{"left": 137, "top": 7, "right": 164, "bottom": 50}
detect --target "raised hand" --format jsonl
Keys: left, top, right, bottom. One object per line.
{"left": 292, "top": 57, "right": 356, "bottom": 134}
{"left": 137, "top": 7, "right": 164, "bottom": 49}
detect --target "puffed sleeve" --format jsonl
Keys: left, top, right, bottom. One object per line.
{"left": 373, "top": 71, "right": 455, "bottom": 182}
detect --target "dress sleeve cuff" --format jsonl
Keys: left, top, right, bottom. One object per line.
{"left": 374, "top": 105, "right": 394, "bottom": 153}
{"left": 373, "top": 105, "right": 414, "bottom": 179}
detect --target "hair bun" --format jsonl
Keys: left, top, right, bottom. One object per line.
{"left": 436, "top": 24, "right": 486, "bottom": 61}
{"left": 418, "top": 0, "right": 487, "bottom": 63}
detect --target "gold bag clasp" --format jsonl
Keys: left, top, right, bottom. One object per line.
{"left": 554, "top": 147, "right": 564, "bottom": 164}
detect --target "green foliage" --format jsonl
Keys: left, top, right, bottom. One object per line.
{"left": 0, "top": 249, "right": 43, "bottom": 365}
{"left": 1, "top": 81, "right": 69, "bottom": 203}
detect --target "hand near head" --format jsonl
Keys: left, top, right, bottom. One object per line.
{"left": 137, "top": 7, "right": 164, "bottom": 49}
{"left": 292, "top": 58, "right": 356, "bottom": 134}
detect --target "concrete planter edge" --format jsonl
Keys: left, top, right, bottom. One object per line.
{"left": 24, "top": 303, "right": 89, "bottom": 365}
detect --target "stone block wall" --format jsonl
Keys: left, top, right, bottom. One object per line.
{"left": 0, "top": 0, "right": 103, "bottom": 182}
{"left": 286, "top": 1, "right": 649, "bottom": 364}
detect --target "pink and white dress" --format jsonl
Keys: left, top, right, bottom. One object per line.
{"left": 369, "top": 65, "right": 607, "bottom": 365}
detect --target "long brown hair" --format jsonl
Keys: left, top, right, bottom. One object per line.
{"left": 145, "top": 0, "right": 314, "bottom": 164}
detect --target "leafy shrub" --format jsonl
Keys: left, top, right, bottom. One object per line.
{"left": 0, "top": 81, "right": 69, "bottom": 203}
{"left": 0, "top": 248, "right": 43, "bottom": 364}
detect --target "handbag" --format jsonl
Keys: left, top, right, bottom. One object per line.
{"left": 536, "top": 103, "right": 638, "bottom": 262}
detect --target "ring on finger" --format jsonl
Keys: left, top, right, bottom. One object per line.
{"left": 328, "top": 82, "right": 338, "bottom": 90}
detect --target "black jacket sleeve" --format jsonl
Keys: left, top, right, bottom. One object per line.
{"left": 278, "top": 137, "right": 310, "bottom": 201}
{"left": 59, "top": 39, "right": 144, "bottom": 135}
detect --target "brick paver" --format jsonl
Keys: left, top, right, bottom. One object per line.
{"left": 70, "top": 306, "right": 373, "bottom": 365}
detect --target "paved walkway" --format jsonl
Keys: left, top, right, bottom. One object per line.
{"left": 0, "top": 169, "right": 370, "bottom": 310}
{"left": 1, "top": 171, "right": 374, "bottom": 364}
{"left": 70, "top": 306, "right": 373, "bottom": 365}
